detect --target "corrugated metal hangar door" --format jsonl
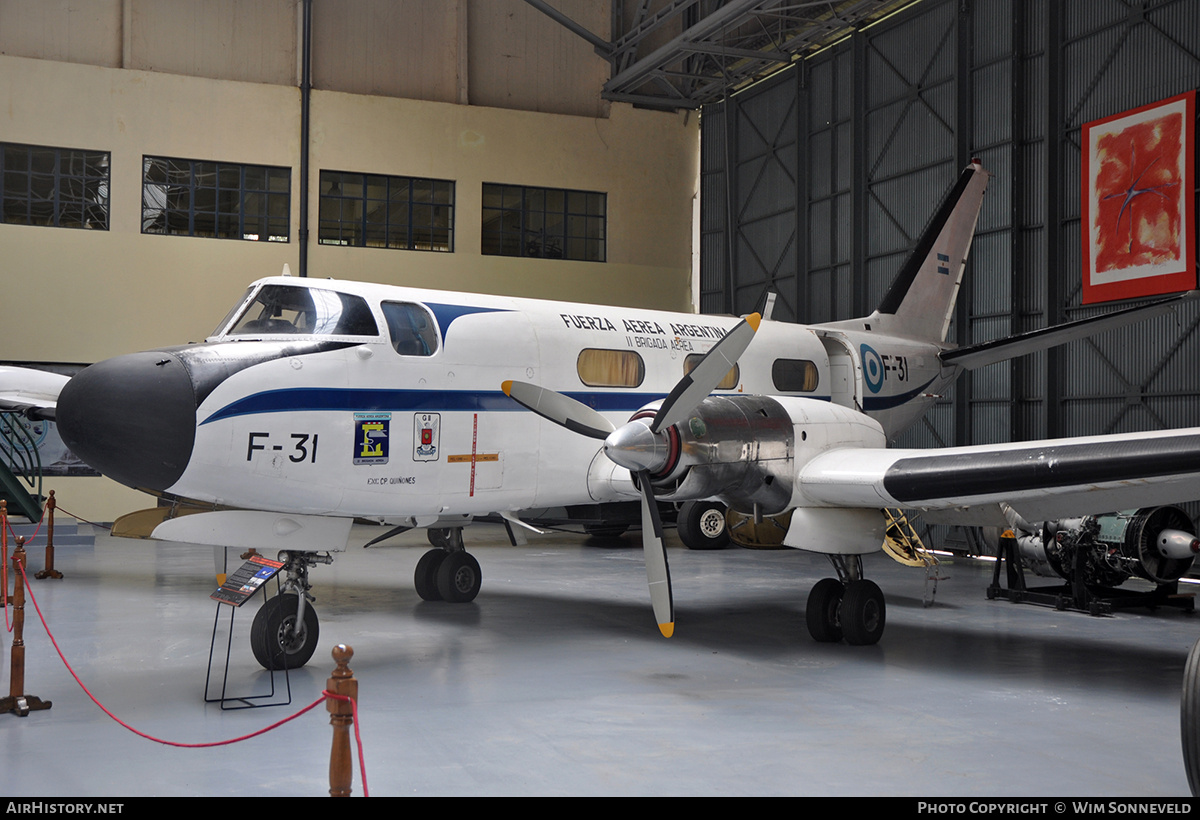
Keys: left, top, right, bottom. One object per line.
{"left": 701, "top": 0, "right": 1200, "bottom": 459}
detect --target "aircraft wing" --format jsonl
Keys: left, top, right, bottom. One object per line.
{"left": 0, "top": 366, "right": 69, "bottom": 420}
{"left": 797, "top": 428, "right": 1200, "bottom": 524}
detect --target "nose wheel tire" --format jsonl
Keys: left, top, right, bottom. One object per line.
{"left": 250, "top": 593, "right": 320, "bottom": 670}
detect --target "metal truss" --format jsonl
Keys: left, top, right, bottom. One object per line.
{"left": 526, "top": 0, "right": 917, "bottom": 110}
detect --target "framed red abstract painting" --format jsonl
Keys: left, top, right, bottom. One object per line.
{"left": 1082, "top": 90, "right": 1195, "bottom": 304}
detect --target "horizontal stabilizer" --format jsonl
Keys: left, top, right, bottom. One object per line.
{"left": 941, "top": 291, "right": 1198, "bottom": 370}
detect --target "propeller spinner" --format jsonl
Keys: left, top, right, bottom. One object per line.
{"left": 502, "top": 312, "right": 761, "bottom": 637}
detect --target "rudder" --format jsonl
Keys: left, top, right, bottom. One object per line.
{"left": 874, "top": 160, "right": 989, "bottom": 342}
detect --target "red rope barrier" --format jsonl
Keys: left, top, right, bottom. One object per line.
{"left": 5, "top": 502, "right": 46, "bottom": 544}
{"left": 15, "top": 558, "right": 369, "bottom": 795}
{"left": 4, "top": 500, "right": 48, "bottom": 632}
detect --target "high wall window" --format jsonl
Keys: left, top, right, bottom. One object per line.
{"left": 142, "top": 156, "right": 290, "bottom": 241}
{"left": 1, "top": 142, "right": 109, "bottom": 230}
{"left": 482, "top": 184, "right": 605, "bottom": 262}
{"left": 319, "top": 171, "right": 454, "bottom": 251}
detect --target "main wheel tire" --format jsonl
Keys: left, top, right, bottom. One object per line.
{"left": 1182, "top": 635, "right": 1200, "bottom": 796}
{"left": 840, "top": 579, "right": 886, "bottom": 646}
{"left": 436, "top": 551, "right": 482, "bottom": 603}
{"left": 250, "top": 593, "right": 319, "bottom": 670}
{"left": 677, "top": 500, "right": 730, "bottom": 550}
{"left": 415, "top": 548, "right": 447, "bottom": 601}
{"left": 805, "top": 577, "right": 844, "bottom": 643}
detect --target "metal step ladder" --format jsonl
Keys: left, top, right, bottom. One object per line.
{"left": 882, "top": 508, "right": 941, "bottom": 606}
{"left": 0, "top": 412, "right": 45, "bottom": 522}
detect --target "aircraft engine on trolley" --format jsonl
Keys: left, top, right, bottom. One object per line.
{"left": 1010, "top": 505, "right": 1200, "bottom": 588}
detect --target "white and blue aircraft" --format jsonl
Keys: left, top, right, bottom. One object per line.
{"left": 4, "top": 160, "right": 1200, "bottom": 673}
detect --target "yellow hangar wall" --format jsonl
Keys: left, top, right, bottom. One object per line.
{"left": 0, "top": 53, "right": 698, "bottom": 520}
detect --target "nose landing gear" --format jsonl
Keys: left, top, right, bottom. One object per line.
{"left": 249, "top": 551, "right": 330, "bottom": 670}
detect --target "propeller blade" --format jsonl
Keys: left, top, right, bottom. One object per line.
{"left": 651, "top": 313, "right": 761, "bottom": 433}
{"left": 637, "top": 469, "right": 674, "bottom": 637}
{"left": 502, "top": 380, "right": 616, "bottom": 440}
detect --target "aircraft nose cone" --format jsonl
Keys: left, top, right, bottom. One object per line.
{"left": 57, "top": 351, "right": 197, "bottom": 491}
{"left": 604, "top": 420, "right": 669, "bottom": 474}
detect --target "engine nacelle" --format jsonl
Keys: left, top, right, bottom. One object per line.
{"left": 1019, "top": 506, "right": 1199, "bottom": 587}
{"left": 633, "top": 395, "right": 884, "bottom": 517}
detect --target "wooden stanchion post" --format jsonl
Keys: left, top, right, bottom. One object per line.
{"left": 2, "top": 500, "right": 8, "bottom": 593}
{"left": 327, "top": 644, "right": 357, "bottom": 797}
{"left": 36, "top": 490, "right": 62, "bottom": 580}
{"left": 1, "top": 537, "right": 51, "bottom": 717}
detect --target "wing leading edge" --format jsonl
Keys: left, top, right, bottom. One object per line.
{"left": 0, "top": 366, "right": 69, "bottom": 420}
{"left": 797, "top": 428, "right": 1200, "bottom": 524}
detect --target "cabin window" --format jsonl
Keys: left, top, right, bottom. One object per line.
{"left": 1, "top": 142, "right": 109, "bottom": 230}
{"left": 771, "top": 359, "right": 820, "bottom": 392}
{"left": 382, "top": 302, "right": 439, "bottom": 356}
{"left": 227, "top": 285, "right": 378, "bottom": 337}
{"left": 481, "top": 184, "right": 605, "bottom": 262}
{"left": 318, "top": 171, "right": 454, "bottom": 252}
{"left": 683, "top": 355, "right": 739, "bottom": 390}
{"left": 577, "top": 349, "right": 644, "bottom": 388}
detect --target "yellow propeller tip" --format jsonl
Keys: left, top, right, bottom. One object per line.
{"left": 745, "top": 312, "right": 762, "bottom": 331}
{"left": 658, "top": 622, "right": 675, "bottom": 638}
{"left": 501, "top": 380, "right": 513, "bottom": 396}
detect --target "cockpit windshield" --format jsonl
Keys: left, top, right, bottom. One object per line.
{"left": 222, "top": 284, "right": 379, "bottom": 338}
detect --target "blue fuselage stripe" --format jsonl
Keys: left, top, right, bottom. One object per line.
{"left": 200, "top": 387, "right": 837, "bottom": 424}
{"left": 861, "top": 377, "right": 937, "bottom": 411}
{"left": 201, "top": 388, "right": 669, "bottom": 425}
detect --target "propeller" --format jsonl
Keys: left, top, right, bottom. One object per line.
{"left": 502, "top": 312, "right": 761, "bottom": 637}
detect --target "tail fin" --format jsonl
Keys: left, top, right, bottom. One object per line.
{"left": 873, "top": 160, "right": 989, "bottom": 342}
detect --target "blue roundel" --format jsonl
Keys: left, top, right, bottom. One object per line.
{"left": 861, "top": 344, "right": 884, "bottom": 394}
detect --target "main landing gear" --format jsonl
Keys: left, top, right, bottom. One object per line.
{"left": 250, "top": 551, "right": 331, "bottom": 670}
{"left": 805, "top": 555, "right": 886, "bottom": 646}
{"left": 414, "top": 527, "right": 482, "bottom": 603}
{"left": 676, "top": 500, "right": 730, "bottom": 550}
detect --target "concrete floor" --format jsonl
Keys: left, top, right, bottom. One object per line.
{"left": 1, "top": 519, "right": 1197, "bottom": 797}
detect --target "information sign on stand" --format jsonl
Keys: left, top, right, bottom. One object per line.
{"left": 205, "top": 553, "right": 291, "bottom": 709}
{"left": 210, "top": 554, "right": 284, "bottom": 607}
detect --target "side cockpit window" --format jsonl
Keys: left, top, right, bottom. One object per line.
{"left": 382, "top": 301, "right": 439, "bottom": 356}
{"left": 227, "top": 284, "right": 379, "bottom": 337}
